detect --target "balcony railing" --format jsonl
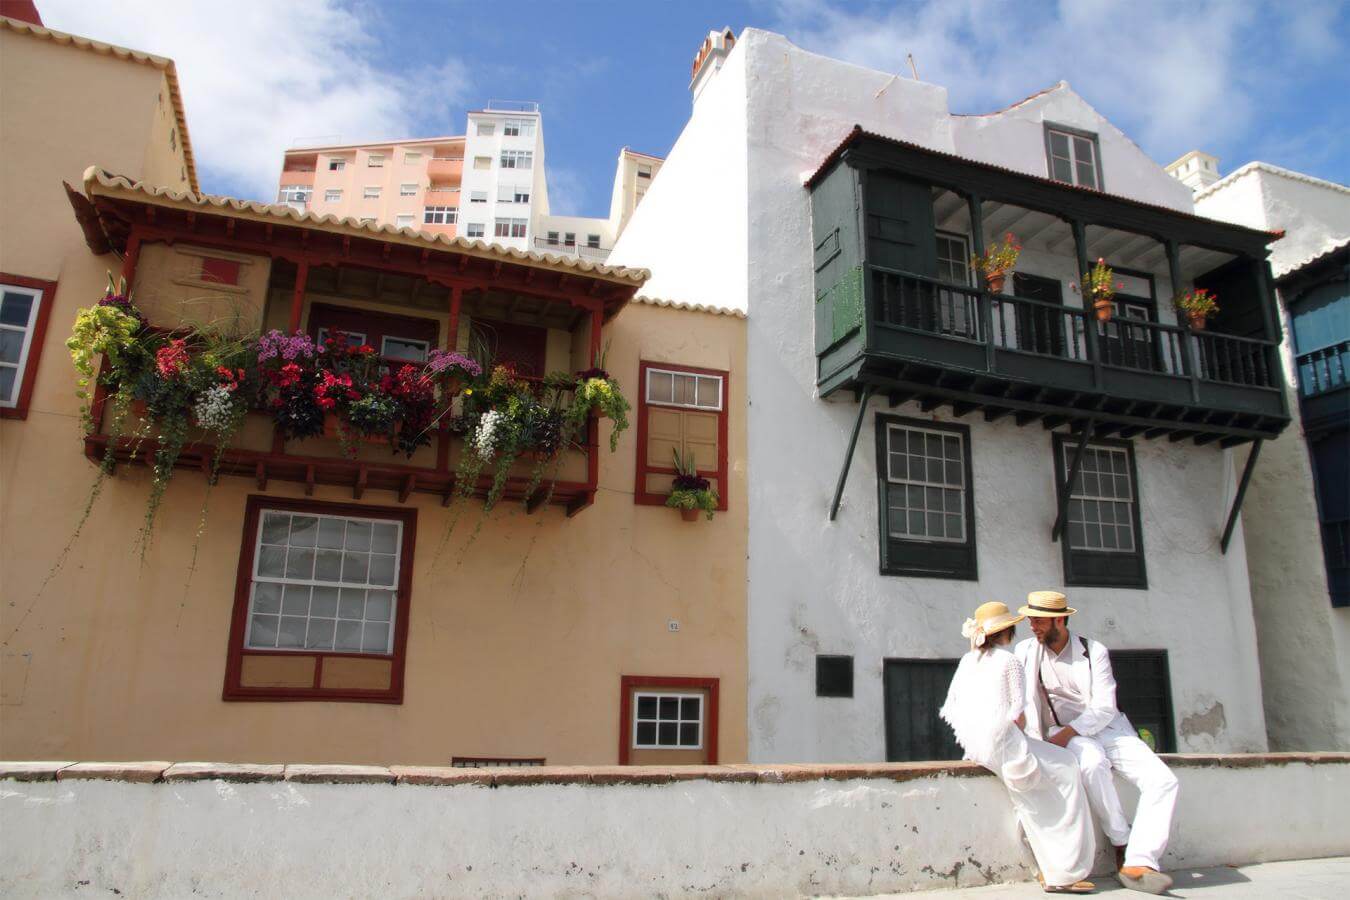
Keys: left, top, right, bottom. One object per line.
{"left": 533, "top": 238, "right": 610, "bottom": 262}
{"left": 869, "top": 268, "right": 1281, "bottom": 392}
{"left": 1297, "top": 340, "right": 1349, "bottom": 397}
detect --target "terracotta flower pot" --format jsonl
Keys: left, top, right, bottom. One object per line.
{"left": 1186, "top": 311, "right": 1208, "bottom": 331}
{"left": 986, "top": 273, "right": 1006, "bottom": 294}
{"left": 680, "top": 507, "right": 700, "bottom": 522}
{"left": 1093, "top": 298, "right": 1114, "bottom": 323}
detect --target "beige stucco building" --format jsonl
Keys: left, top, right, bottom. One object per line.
{"left": 0, "top": 14, "right": 747, "bottom": 767}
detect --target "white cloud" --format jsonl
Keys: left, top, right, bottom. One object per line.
{"left": 767, "top": 0, "right": 1280, "bottom": 164}
{"left": 542, "top": 165, "right": 590, "bottom": 217}
{"left": 38, "top": 0, "right": 472, "bottom": 201}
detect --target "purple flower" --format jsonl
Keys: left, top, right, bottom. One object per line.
{"left": 257, "top": 329, "right": 315, "bottom": 362}
{"left": 98, "top": 293, "right": 145, "bottom": 324}
{"left": 426, "top": 349, "right": 482, "bottom": 378}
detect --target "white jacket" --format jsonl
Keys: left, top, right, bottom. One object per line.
{"left": 1014, "top": 634, "right": 1130, "bottom": 741}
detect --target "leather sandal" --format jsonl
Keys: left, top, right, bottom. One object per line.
{"left": 1044, "top": 880, "right": 1095, "bottom": 894}
{"left": 1118, "top": 866, "right": 1173, "bottom": 894}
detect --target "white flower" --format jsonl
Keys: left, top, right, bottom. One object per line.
{"left": 193, "top": 385, "right": 237, "bottom": 435}
{"left": 473, "top": 409, "right": 503, "bottom": 461}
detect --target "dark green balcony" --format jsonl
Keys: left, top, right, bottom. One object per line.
{"left": 809, "top": 128, "right": 1290, "bottom": 447}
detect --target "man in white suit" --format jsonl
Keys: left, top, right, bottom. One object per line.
{"left": 1015, "top": 591, "right": 1178, "bottom": 895}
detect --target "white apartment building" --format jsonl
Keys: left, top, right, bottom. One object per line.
{"left": 278, "top": 102, "right": 645, "bottom": 262}
{"left": 611, "top": 28, "right": 1289, "bottom": 762}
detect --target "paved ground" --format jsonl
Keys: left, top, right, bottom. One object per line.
{"left": 844, "top": 856, "right": 1350, "bottom": 899}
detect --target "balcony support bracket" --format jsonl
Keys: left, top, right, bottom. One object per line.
{"left": 1220, "top": 439, "right": 1262, "bottom": 554}
{"left": 829, "top": 384, "right": 875, "bottom": 521}
{"left": 1051, "top": 418, "right": 1095, "bottom": 542}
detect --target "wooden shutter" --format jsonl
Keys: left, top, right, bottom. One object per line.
{"left": 643, "top": 408, "right": 720, "bottom": 498}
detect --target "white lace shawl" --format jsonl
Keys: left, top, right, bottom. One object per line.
{"left": 938, "top": 647, "right": 1026, "bottom": 768}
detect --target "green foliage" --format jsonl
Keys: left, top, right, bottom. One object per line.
{"left": 570, "top": 376, "right": 631, "bottom": 451}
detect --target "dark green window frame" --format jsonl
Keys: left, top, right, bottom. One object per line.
{"left": 875, "top": 414, "right": 978, "bottom": 580}
{"left": 1052, "top": 434, "right": 1148, "bottom": 589}
{"left": 1042, "top": 122, "right": 1105, "bottom": 191}
{"left": 1109, "top": 649, "right": 1176, "bottom": 753}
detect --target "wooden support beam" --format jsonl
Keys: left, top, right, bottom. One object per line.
{"left": 1015, "top": 411, "right": 1042, "bottom": 427}
{"left": 919, "top": 396, "right": 943, "bottom": 413}
{"left": 1219, "top": 435, "right": 1252, "bottom": 449}
{"left": 1168, "top": 430, "right": 1198, "bottom": 442}
{"left": 225, "top": 219, "right": 236, "bottom": 238}
{"left": 1143, "top": 427, "right": 1172, "bottom": 440}
{"left": 1052, "top": 419, "right": 1095, "bottom": 542}
{"left": 354, "top": 465, "right": 367, "bottom": 500}
{"left": 288, "top": 261, "right": 309, "bottom": 332}
{"left": 399, "top": 474, "right": 416, "bottom": 503}
{"left": 887, "top": 391, "right": 914, "bottom": 409}
{"left": 255, "top": 461, "right": 267, "bottom": 491}
{"left": 1221, "top": 440, "right": 1262, "bottom": 553}
{"left": 1041, "top": 415, "right": 1069, "bottom": 430}
{"left": 442, "top": 485, "right": 455, "bottom": 507}
{"left": 1117, "top": 426, "right": 1146, "bottom": 439}
{"left": 525, "top": 489, "right": 548, "bottom": 514}
{"left": 304, "top": 465, "right": 315, "bottom": 496}
{"left": 565, "top": 492, "right": 592, "bottom": 517}
{"left": 829, "top": 384, "right": 875, "bottom": 521}
{"left": 951, "top": 401, "right": 978, "bottom": 418}
{"left": 984, "top": 407, "right": 1013, "bottom": 423}
{"left": 1193, "top": 433, "right": 1220, "bottom": 446}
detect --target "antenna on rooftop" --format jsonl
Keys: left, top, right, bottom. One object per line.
{"left": 906, "top": 53, "right": 920, "bottom": 80}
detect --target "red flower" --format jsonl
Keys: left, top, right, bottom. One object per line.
{"left": 155, "top": 338, "right": 190, "bottom": 379}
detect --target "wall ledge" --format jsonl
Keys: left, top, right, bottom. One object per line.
{"left": 3, "top": 753, "right": 1346, "bottom": 786}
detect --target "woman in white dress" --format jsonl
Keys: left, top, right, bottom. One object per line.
{"left": 940, "top": 602, "right": 1096, "bottom": 894}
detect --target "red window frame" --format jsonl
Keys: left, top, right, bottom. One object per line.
{"left": 222, "top": 495, "right": 417, "bottom": 704}
{"left": 634, "top": 360, "right": 729, "bottom": 511}
{"left": 0, "top": 272, "right": 57, "bottom": 421}
{"left": 307, "top": 302, "right": 440, "bottom": 369}
{"left": 618, "top": 675, "right": 720, "bottom": 765}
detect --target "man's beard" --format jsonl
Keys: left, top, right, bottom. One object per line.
{"left": 1036, "top": 623, "right": 1062, "bottom": 645}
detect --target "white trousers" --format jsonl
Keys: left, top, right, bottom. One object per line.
{"left": 1066, "top": 720, "right": 1179, "bottom": 871}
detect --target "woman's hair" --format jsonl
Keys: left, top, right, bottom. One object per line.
{"left": 980, "top": 625, "right": 1015, "bottom": 651}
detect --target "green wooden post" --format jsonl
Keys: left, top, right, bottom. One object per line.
{"left": 1072, "top": 219, "right": 1101, "bottom": 389}
{"left": 830, "top": 384, "right": 875, "bottom": 521}
{"left": 1166, "top": 239, "right": 1202, "bottom": 402}
{"left": 968, "top": 193, "right": 994, "bottom": 373}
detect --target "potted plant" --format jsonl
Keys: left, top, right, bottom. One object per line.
{"left": 1174, "top": 287, "right": 1219, "bottom": 331}
{"left": 1080, "top": 258, "right": 1123, "bottom": 322}
{"left": 666, "top": 448, "right": 718, "bottom": 521}
{"left": 569, "top": 344, "right": 631, "bottom": 452}
{"left": 426, "top": 348, "right": 481, "bottom": 397}
{"left": 970, "top": 232, "right": 1022, "bottom": 294}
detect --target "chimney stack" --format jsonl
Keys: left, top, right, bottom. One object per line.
{"left": 690, "top": 28, "right": 736, "bottom": 106}
{"left": 1165, "top": 150, "right": 1222, "bottom": 192}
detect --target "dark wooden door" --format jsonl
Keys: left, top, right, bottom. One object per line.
{"left": 883, "top": 659, "right": 962, "bottom": 762}
{"left": 1012, "top": 272, "right": 1067, "bottom": 357}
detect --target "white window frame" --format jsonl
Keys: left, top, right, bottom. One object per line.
{"left": 423, "top": 206, "right": 457, "bottom": 225}
{"left": 363, "top": 186, "right": 381, "bottom": 200}
{"left": 473, "top": 156, "right": 492, "bottom": 170}
{"left": 494, "top": 218, "right": 528, "bottom": 238}
{"left": 328, "top": 158, "right": 346, "bottom": 171}
{"left": 0, "top": 282, "right": 43, "bottom": 409}
{"left": 367, "top": 154, "right": 385, "bottom": 168}
{"left": 465, "top": 223, "right": 485, "bottom": 238}
{"left": 244, "top": 508, "right": 403, "bottom": 656}
{"left": 632, "top": 691, "right": 703, "bottom": 750}
{"left": 395, "top": 214, "right": 415, "bottom": 228}
{"left": 500, "top": 149, "right": 533, "bottom": 170}
{"left": 277, "top": 185, "right": 312, "bottom": 204}
{"left": 477, "top": 122, "right": 496, "bottom": 136}
{"left": 403, "top": 151, "right": 422, "bottom": 164}
{"left": 380, "top": 335, "right": 430, "bottom": 362}
{"left": 1047, "top": 128, "right": 1099, "bottom": 189}
{"left": 586, "top": 233, "right": 601, "bottom": 249}
{"left": 324, "top": 189, "right": 342, "bottom": 203}
{"left": 1064, "top": 444, "right": 1137, "bottom": 553}
{"left": 883, "top": 423, "right": 967, "bottom": 544}
{"left": 644, "top": 368, "right": 723, "bottom": 411}
{"left": 399, "top": 183, "right": 418, "bottom": 197}
{"left": 935, "top": 231, "right": 971, "bottom": 286}
{"left": 316, "top": 327, "right": 368, "bottom": 347}
{"left": 469, "top": 191, "right": 488, "bottom": 203}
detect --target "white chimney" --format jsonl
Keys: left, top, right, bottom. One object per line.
{"left": 1165, "top": 150, "right": 1222, "bottom": 192}
{"left": 689, "top": 28, "right": 736, "bottom": 106}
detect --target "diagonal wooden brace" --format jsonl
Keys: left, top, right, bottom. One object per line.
{"left": 829, "top": 384, "right": 875, "bottom": 521}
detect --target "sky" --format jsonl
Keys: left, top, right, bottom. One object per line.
{"left": 37, "top": 0, "right": 1350, "bottom": 217}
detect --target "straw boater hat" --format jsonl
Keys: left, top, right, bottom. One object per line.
{"left": 1018, "top": 590, "right": 1077, "bottom": 618}
{"left": 961, "top": 601, "right": 1025, "bottom": 649}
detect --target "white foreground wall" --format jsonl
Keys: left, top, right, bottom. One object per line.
{"left": 614, "top": 29, "right": 1270, "bottom": 760}
{"left": 2, "top": 757, "right": 1347, "bottom": 899}
{"left": 1193, "top": 166, "right": 1350, "bottom": 750}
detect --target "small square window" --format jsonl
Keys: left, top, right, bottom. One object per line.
{"left": 477, "top": 122, "right": 495, "bottom": 136}
{"left": 403, "top": 151, "right": 422, "bottom": 164}
{"left": 395, "top": 214, "right": 414, "bottom": 228}
{"left": 632, "top": 691, "right": 702, "bottom": 749}
{"left": 474, "top": 156, "right": 492, "bottom": 170}
{"left": 328, "top": 158, "right": 346, "bottom": 171}
{"left": 465, "top": 223, "right": 485, "bottom": 238}
{"left": 324, "top": 189, "right": 342, "bottom": 202}
{"left": 470, "top": 191, "right": 487, "bottom": 203}
{"left": 816, "top": 655, "right": 853, "bottom": 698}
{"left": 363, "top": 187, "right": 380, "bottom": 200}
{"left": 399, "top": 183, "right": 417, "bottom": 197}
{"left": 367, "top": 154, "right": 384, "bottom": 168}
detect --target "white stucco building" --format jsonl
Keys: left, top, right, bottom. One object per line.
{"left": 611, "top": 28, "right": 1291, "bottom": 761}
{"left": 1182, "top": 157, "right": 1350, "bottom": 750}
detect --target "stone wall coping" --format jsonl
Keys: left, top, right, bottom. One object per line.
{"left": 4, "top": 753, "right": 1345, "bottom": 786}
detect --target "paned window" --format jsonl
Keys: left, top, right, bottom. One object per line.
{"left": 277, "top": 184, "right": 312, "bottom": 205}
{"left": 423, "top": 206, "right": 457, "bottom": 225}
{"left": 395, "top": 214, "right": 414, "bottom": 228}
{"left": 645, "top": 367, "right": 722, "bottom": 410}
{"left": 0, "top": 278, "right": 54, "bottom": 417}
{"left": 494, "top": 218, "right": 527, "bottom": 238}
{"left": 633, "top": 693, "right": 702, "bottom": 749}
{"left": 473, "top": 156, "right": 492, "bottom": 170}
{"left": 635, "top": 361, "right": 729, "bottom": 511}
{"left": 465, "top": 223, "right": 485, "bottom": 238}
{"left": 367, "top": 154, "right": 385, "bottom": 167}
{"left": 469, "top": 191, "right": 487, "bottom": 203}
{"left": 1053, "top": 436, "right": 1146, "bottom": 588}
{"left": 245, "top": 509, "right": 401, "bottom": 655}
{"left": 381, "top": 335, "right": 429, "bottom": 363}
{"left": 477, "top": 122, "right": 495, "bottom": 136}
{"left": 503, "top": 118, "right": 534, "bottom": 137}
{"left": 328, "top": 158, "right": 346, "bottom": 171}
{"left": 399, "top": 183, "right": 418, "bottom": 196}
{"left": 500, "top": 149, "right": 533, "bottom": 169}
{"left": 587, "top": 234, "right": 601, "bottom": 249}
{"left": 875, "top": 416, "right": 976, "bottom": 579}
{"left": 324, "top": 189, "right": 342, "bottom": 202}
{"left": 564, "top": 232, "right": 576, "bottom": 247}
{"left": 363, "top": 186, "right": 380, "bottom": 199}
{"left": 224, "top": 497, "right": 416, "bottom": 703}
{"left": 936, "top": 232, "right": 971, "bottom": 286}
{"left": 546, "top": 231, "right": 560, "bottom": 245}
{"left": 1046, "top": 127, "right": 1101, "bottom": 189}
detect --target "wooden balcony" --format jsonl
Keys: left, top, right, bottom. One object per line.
{"left": 809, "top": 128, "right": 1291, "bottom": 447}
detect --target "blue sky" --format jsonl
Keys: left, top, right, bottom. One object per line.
{"left": 40, "top": 1, "right": 1350, "bottom": 215}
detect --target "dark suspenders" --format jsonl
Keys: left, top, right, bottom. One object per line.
{"left": 1038, "top": 635, "right": 1091, "bottom": 729}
